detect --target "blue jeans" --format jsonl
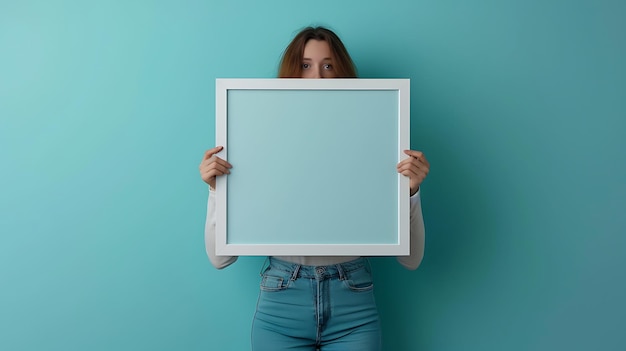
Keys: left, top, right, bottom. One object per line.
{"left": 251, "top": 257, "right": 381, "bottom": 351}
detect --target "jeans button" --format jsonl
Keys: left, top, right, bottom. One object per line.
{"left": 316, "top": 267, "right": 325, "bottom": 275}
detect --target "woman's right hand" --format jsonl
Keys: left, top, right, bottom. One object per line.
{"left": 199, "top": 146, "right": 232, "bottom": 190}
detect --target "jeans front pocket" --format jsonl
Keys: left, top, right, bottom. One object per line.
{"left": 342, "top": 266, "right": 374, "bottom": 292}
{"left": 259, "top": 268, "right": 293, "bottom": 292}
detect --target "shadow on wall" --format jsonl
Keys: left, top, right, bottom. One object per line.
{"left": 373, "top": 106, "right": 500, "bottom": 350}
{"left": 360, "top": 47, "right": 500, "bottom": 349}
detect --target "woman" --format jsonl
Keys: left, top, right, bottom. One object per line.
{"left": 199, "top": 27, "right": 430, "bottom": 351}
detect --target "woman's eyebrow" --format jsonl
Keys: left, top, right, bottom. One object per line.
{"left": 302, "top": 57, "right": 333, "bottom": 61}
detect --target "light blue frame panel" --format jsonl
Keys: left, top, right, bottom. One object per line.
{"left": 215, "top": 79, "right": 410, "bottom": 256}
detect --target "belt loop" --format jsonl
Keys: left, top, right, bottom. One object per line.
{"left": 259, "top": 257, "right": 270, "bottom": 277}
{"left": 336, "top": 262, "right": 347, "bottom": 281}
{"left": 290, "top": 264, "right": 301, "bottom": 281}
{"left": 365, "top": 257, "right": 372, "bottom": 274}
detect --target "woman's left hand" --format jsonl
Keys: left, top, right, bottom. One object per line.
{"left": 397, "top": 150, "right": 430, "bottom": 196}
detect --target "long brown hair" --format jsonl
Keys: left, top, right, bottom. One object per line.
{"left": 278, "top": 27, "right": 357, "bottom": 78}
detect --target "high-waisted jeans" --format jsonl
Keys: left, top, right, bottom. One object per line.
{"left": 251, "top": 257, "right": 381, "bottom": 351}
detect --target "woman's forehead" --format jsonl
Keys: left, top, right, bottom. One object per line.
{"left": 303, "top": 40, "right": 332, "bottom": 58}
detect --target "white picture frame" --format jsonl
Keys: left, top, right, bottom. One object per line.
{"left": 215, "top": 78, "right": 410, "bottom": 256}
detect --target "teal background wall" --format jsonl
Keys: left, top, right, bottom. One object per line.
{"left": 1, "top": 0, "right": 624, "bottom": 350}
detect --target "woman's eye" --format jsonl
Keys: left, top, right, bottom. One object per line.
{"left": 302, "top": 63, "right": 310, "bottom": 69}
{"left": 324, "top": 64, "right": 333, "bottom": 70}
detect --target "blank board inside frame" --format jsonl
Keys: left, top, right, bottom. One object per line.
{"left": 215, "top": 78, "right": 410, "bottom": 256}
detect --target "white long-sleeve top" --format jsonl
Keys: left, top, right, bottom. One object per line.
{"left": 205, "top": 190, "right": 426, "bottom": 270}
